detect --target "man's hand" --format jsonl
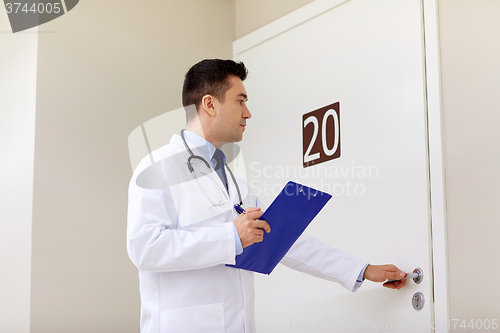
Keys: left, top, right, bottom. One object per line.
{"left": 233, "top": 207, "right": 271, "bottom": 248}
{"left": 363, "top": 264, "right": 407, "bottom": 290}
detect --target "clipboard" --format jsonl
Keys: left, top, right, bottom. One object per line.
{"left": 226, "top": 181, "right": 332, "bottom": 274}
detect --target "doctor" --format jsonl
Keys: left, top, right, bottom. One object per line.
{"left": 127, "top": 59, "right": 407, "bottom": 333}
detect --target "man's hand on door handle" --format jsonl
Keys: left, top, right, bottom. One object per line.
{"left": 363, "top": 264, "right": 407, "bottom": 290}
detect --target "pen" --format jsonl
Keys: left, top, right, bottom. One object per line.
{"left": 234, "top": 205, "right": 246, "bottom": 214}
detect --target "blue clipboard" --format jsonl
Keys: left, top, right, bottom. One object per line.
{"left": 226, "top": 181, "right": 332, "bottom": 274}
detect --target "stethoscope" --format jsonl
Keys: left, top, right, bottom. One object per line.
{"left": 181, "top": 129, "right": 243, "bottom": 208}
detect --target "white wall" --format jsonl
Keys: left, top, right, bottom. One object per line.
{"left": 29, "top": 1, "right": 234, "bottom": 332}
{"left": 0, "top": 13, "right": 37, "bottom": 333}
{"left": 439, "top": 0, "right": 500, "bottom": 328}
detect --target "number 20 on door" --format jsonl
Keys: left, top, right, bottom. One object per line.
{"left": 302, "top": 102, "right": 341, "bottom": 168}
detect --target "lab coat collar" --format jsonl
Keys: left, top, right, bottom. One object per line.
{"left": 181, "top": 130, "right": 217, "bottom": 166}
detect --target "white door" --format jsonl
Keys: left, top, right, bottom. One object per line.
{"left": 234, "top": 0, "right": 440, "bottom": 331}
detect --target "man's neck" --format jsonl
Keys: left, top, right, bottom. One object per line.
{"left": 186, "top": 124, "right": 224, "bottom": 149}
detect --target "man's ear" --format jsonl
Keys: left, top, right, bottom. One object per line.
{"left": 200, "top": 94, "right": 217, "bottom": 117}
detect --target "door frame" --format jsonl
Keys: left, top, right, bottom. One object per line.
{"left": 233, "top": 0, "right": 449, "bottom": 332}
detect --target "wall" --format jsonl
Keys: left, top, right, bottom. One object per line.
{"left": 236, "top": 0, "right": 314, "bottom": 38}
{"left": 30, "top": 0, "right": 234, "bottom": 332}
{"left": 438, "top": 0, "right": 500, "bottom": 329}
{"left": 0, "top": 15, "right": 37, "bottom": 333}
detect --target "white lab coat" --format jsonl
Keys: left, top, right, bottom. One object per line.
{"left": 127, "top": 134, "right": 368, "bottom": 333}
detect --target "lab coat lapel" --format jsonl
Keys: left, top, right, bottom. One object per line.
{"left": 225, "top": 164, "right": 238, "bottom": 206}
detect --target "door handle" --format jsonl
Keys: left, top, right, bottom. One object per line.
{"left": 387, "top": 267, "right": 423, "bottom": 284}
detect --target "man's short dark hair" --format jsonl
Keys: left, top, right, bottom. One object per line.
{"left": 182, "top": 59, "right": 248, "bottom": 113}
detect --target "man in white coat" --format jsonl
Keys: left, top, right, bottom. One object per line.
{"left": 127, "top": 59, "right": 407, "bottom": 333}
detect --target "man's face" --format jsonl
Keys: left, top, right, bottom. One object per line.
{"left": 212, "top": 75, "right": 251, "bottom": 144}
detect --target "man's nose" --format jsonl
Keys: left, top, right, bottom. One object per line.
{"left": 243, "top": 105, "right": 251, "bottom": 119}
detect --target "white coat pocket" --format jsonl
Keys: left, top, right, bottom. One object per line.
{"left": 161, "top": 302, "right": 225, "bottom": 333}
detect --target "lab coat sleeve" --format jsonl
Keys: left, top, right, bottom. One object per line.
{"left": 127, "top": 173, "right": 236, "bottom": 273}
{"left": 254, "top": 196, "right": 368, "bottom": 292}
{"left": 281, "top": 235, "right": 368, "bottom": 292}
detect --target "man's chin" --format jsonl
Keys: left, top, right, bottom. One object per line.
{"left": 213, "top": 135, "right": 243, "bottom": 147}
{"left": 227, "top": 134, "right": 243, "bottom": 143}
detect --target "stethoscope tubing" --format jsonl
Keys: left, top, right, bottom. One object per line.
{"left": 180, "top": 130, "right": 243, "bottom": 207}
